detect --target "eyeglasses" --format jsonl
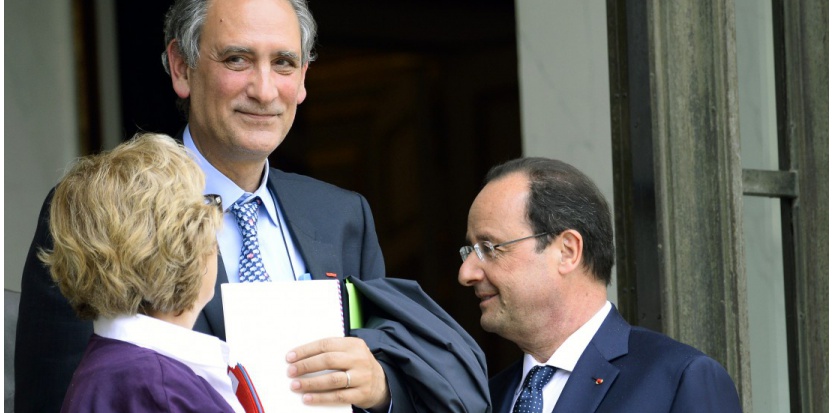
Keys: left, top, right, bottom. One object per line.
{"left": 459, "top": 232, "right": 551, "bottom": 262}
{"left": 204, "top": 194, "right": 223, "bottom": 211}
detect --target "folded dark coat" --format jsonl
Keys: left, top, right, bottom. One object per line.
{"left": 348, "top": 277, "right": 491, "bottom": 413}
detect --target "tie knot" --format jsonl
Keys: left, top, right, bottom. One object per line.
{"left": 231, "top": 196, "right": 262, "bottom": 225}
{"left": 523, "top": 365, "right": 556, "bottom": 391}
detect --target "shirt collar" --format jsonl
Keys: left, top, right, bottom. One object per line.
{"left": 521, "top": 301, "right": 612, "bottom": 376}
{"left": 183, "top": 125, "right": 279, "bottom": 226}
{"left": 94, "top": 314, "right": 243, "bottom": 413}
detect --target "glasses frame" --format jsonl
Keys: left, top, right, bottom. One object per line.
{"left": 459, "top": 232, "right": 552, "bottom": 262}
{"left": 204, "top": 194, "right": 223, "bottom": 211}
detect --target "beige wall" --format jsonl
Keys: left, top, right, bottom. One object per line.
{"left": 515, "top": 0, "right": 617, "bottom": 303}
{"left": 5, "top": 0, "right": 80, "bottom": 291}
{"left": 4, "top": 1, "right": 121, "bottom": 292}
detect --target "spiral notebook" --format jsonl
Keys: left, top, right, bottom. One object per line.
{"left": 221, "top": 280, "right": 350, "bottom": 412}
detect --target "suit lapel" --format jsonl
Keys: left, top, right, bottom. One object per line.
{"left": 267, "top": 169, "right": 340, "bottom": 280}
{"left": 200, "top": 254, "right": 230, "bottom": 340}
{"left": 553, "top": 308, "right": 630, "bottom": 413}
{"left": 490, "top": 362, "right": 523, "bottom": 413}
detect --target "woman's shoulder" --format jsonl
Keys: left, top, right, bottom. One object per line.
{"left": 63, "top": 336, "right": 235, "bottom": 412}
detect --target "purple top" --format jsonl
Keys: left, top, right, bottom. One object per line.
{"left": 61, "top": 335, "right": 236, "bottom": 413}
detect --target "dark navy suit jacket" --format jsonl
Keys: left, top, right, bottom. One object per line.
{"left": 489, "top": 308, "right": 742, "bottom": 413}
{"left": 349, "top": 277, "right": 491, "bottom": 413}
{"left": 15, "top": 165, "right": 387, "bottom": 412}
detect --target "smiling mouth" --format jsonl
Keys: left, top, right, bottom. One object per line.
{"left": 238, "top": 111, "right": 277, "bottom": 119}
{"left": 477, "top": 293, "right": 497, "bottom": 307}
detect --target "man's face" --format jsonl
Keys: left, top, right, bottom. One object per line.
{"left": 178, "top": 0, "right": 308, "bottom": 168}
{"left": 458, "top": 173, "right": 561, "bottom": 343}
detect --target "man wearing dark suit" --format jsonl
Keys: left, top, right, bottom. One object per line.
{"left": 458, "top": 157, "right": 742, "bottom": 413}
{"left": 15, "top": 0, "right": 424, "bottom": 411}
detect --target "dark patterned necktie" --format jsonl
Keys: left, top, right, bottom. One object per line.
{"left": 513, "top": 365, "right": 557, "bottom": 413}
{"left": 230, "top": 196, "right": 271, "bottom": 282}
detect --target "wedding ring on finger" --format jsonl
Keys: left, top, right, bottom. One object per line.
{"left": 344, "top": 371, "right": 352, "bottom": 389}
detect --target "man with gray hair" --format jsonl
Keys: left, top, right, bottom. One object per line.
{"left": 16, "top": 1, "right": 488, "bottom": 412}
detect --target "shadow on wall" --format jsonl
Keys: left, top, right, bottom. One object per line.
{"left": 5, "top": 289, "right": 20, "bottom": 412}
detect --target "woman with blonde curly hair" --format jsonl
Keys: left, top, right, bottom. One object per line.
{"left": 40, "top": 133, "right": 245, "bottom": 412}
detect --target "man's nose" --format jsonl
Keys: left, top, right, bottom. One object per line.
{"left": 458, "top": 253, "right": 484, "bottom": 287}
{"left": 248, "top": 65, "right": 279, "bottom": 103}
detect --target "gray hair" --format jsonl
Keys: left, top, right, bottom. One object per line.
{"left": 160, "top": 0, "right": 318, "bottom": 74}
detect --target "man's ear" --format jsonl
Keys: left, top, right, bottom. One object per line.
{"left": 296, "top": 63, "right": 309, "bottom": 104}
{"left": 557, "top": 229, "right": 583, "bottom": 274}
{"left": 167, "top": 40, "right": 191, "bottom": 99}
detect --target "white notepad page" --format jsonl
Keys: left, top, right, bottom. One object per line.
{"left": 222, "top": 280, "right": 350, "bottom": 412}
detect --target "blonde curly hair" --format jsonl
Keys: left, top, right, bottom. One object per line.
{"left": 40, "top": 133, "right": 222, "bottom": 320}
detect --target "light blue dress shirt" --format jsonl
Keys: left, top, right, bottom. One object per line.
{"left": 184, "top": 127, "right": 390, "bottom": 413}
{"left": 183, "top": 126, "right": 307, "bottom": 282}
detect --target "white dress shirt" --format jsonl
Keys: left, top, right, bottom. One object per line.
{"left": 513, "top": 301, "right": 612, "bottom": 413}
{"left": 94, "top": 314, "right": 245, "bottom": 413}
{"left": 183, "top": 126, "right": 308, "bottom": 282}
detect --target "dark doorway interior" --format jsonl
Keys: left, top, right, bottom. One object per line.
{"left": 115, "top": 0, "right": 523, "bottom": 377}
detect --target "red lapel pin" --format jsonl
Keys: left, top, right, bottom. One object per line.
{"left": 594, "top": 378, "right": 604, "bottom": 385}
{"left": 325, "top": 272, "right": 338, "bottom": 278}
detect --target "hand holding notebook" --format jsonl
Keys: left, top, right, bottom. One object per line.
{"left": 222, "top": 280, "right": 351, "bottom": 412}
